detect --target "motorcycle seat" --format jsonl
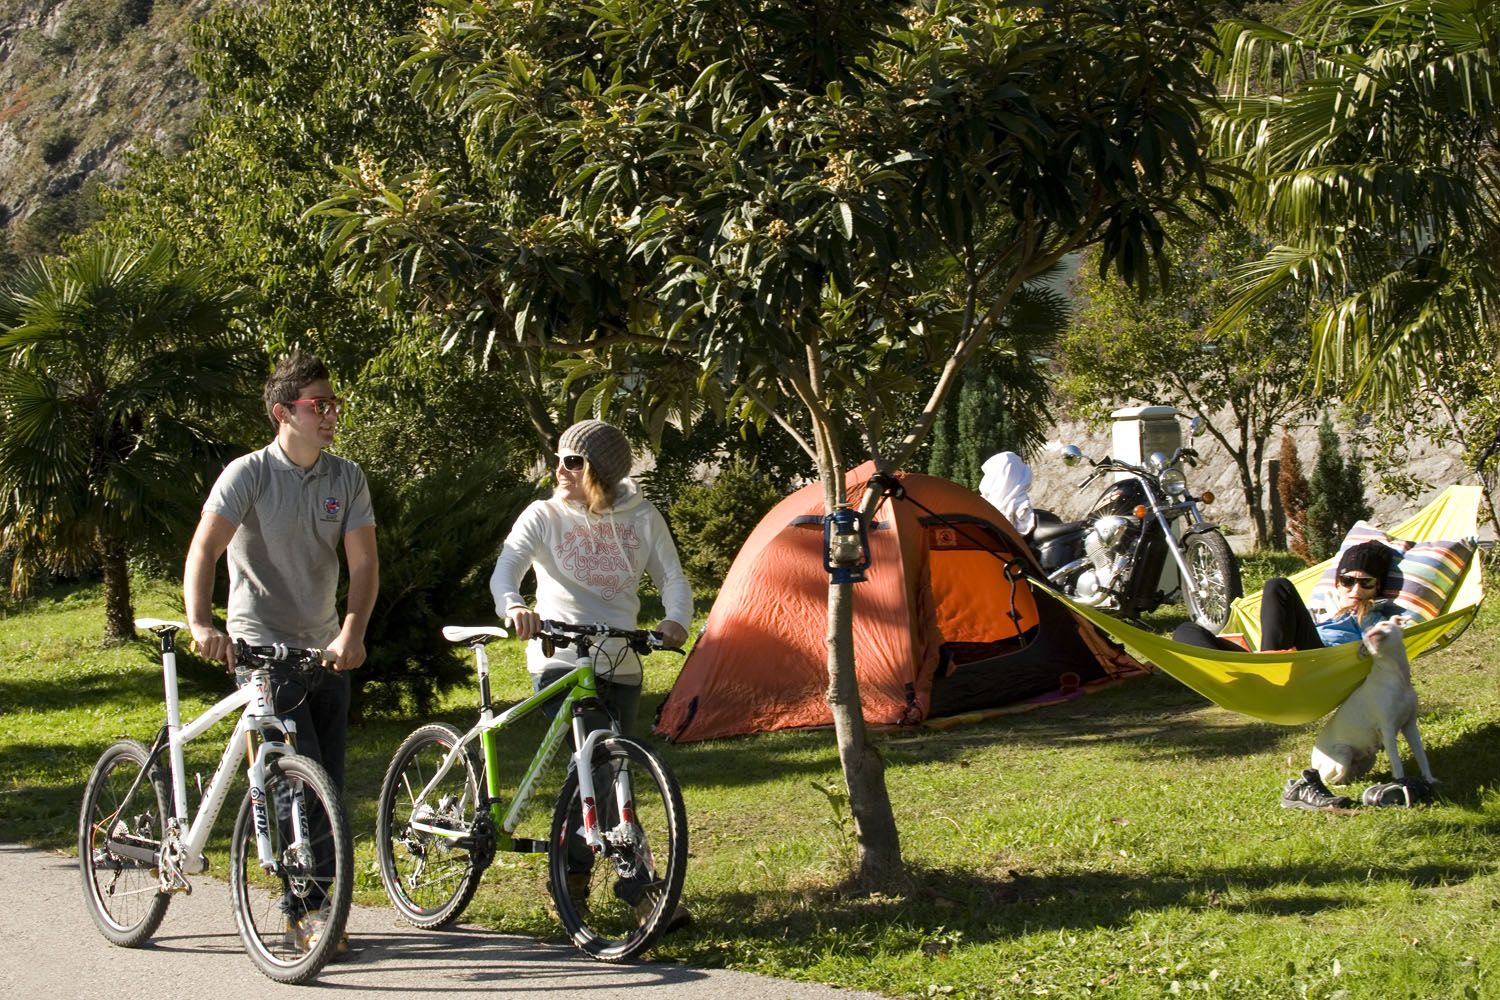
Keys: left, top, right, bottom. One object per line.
{"left": 1032, "top": 518, "right": 1088, "bottom": 543}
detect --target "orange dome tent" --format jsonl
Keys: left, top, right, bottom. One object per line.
{"left": 653, "top": 463, "right": 1143, "bottom": 743}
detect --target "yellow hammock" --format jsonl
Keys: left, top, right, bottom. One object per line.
{"left": 1039, "top": 485, "right": 1485, "bottom": 726}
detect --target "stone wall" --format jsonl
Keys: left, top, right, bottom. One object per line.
{"left": 1020, "top": 409, "right": 1488, "bottom": 550}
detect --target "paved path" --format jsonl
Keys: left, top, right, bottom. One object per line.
{"left": 1, "top": 844, "right": 882, "bottom": 999}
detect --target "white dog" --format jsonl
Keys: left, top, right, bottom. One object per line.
{"left": 1310, "top": 620, "right": 1435, "bottom": 787}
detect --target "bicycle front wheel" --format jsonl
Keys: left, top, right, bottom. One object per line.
{"left": 229, "top": 754, "right": 351, "bottom": 985}
{"left": 376, "top": 723, "right": 487, "bottom": 929}
{"left": 548, "top": 736, "right": 688, "bottom": 961}
{"left": 78, "top": 739, "right": 171, "bottom": 947}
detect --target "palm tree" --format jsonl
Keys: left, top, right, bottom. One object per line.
{"left": 0, "top": 240, "right": 253, "bottom": 642}
{"left": 1205, "top": 0, "right": 1499, "bottom": 409}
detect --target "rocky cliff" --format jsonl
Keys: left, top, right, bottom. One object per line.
{"left": 0, "top": 0, "right": 206, "bottom": 257}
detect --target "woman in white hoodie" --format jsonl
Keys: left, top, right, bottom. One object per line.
{"left": 490, "top": 418, "right": 692, "bottom": 736}
{"left": 491, "top": 419, "right": 694, "bottom": 932}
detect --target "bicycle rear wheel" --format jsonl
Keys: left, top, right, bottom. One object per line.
{"left": 377, "top": 723, "right": 488, "bottom": 928}
{"left": 229, "top": 754, "right": 351, "bottom": 984}
{"left": 548, "top": 736, "right": 688, "bottom": 961}
{"left": 78, "top": 739, "right": 170, "bottom": 947}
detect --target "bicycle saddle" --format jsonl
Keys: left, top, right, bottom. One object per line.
{"left": 442, "top": 625, "right": 509, "bottom": 644}
{"left": 135, "top": 617, "right": 188, "bottom": 633}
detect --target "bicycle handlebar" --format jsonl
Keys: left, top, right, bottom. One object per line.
{"left": 533, "top": 620, "right": 683, "bottom": 656}
{"left": 233, "top": 639, "right": 330, "bottom": 673}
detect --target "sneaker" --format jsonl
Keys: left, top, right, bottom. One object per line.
{"left": 1361, "top": 776, "right": 1434, "bottom": 807}
{"left": 1280, "top": 769, "right": 1352, "bottom": 811}
{"left": 284, "top": 908, "right": 350, "bottom": 958}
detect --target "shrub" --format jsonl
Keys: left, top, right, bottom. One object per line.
{"left": 354, "top": 447, "right": 537, "bottom": 718}
{"left": 668, "top": 463, "right": 783, "bottom": 594}
{"left": 40, "top": 131, "right": 77, "bottom": 166}
{"left": 1277, "top": 433, "right": 1311, "bottom": 563}
{"left": 1304, "top": 415, "right": 1373, "bottom": 560}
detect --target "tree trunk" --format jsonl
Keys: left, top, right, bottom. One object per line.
{"left": 1234, "top": 456, "right": 1267, "bottom": 549}
{"left": 813, "top": 453, "right": 903, "bottom": 888}
{"left": 825, "top": 576, "right": 903, "bottom": 886}
{"left": 98, "top": 535, "right": 135, "bottom": 645}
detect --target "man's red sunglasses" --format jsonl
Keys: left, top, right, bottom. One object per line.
{"left": 287, "top": 397, "right": 343, "bottom": 416}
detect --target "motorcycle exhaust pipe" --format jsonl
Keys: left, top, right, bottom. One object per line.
{"left": 1046, "top": 559, "right": 1088, "bottom": 586}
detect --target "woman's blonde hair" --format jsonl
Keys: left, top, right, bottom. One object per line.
{"left": 580, "top": 463, "right": 619, "bottom": 514}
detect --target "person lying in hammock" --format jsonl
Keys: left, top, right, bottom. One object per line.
{"left": 1175, "top": 540, "right": 1412, "bottom": 651}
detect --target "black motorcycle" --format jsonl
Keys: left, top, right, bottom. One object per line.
{"left": 1030, "top": 438, "right": 1243, "bottom": 633}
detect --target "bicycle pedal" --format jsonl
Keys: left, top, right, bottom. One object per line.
{"left": 506, "top": 837, "right": 548, "bottom": 854}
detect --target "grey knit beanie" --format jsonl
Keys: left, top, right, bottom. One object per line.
{"left": 558, "top": 419, "right": 633, "bottom": 486}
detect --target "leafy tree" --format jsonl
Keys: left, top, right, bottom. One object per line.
{"left": 0, "top": 240, "right": 253, "bottom": 642}
{"left": 89, "top": 0, "right": 546, "bottom": 705}
{"left": 1207, "top": 0, "right": 1500, "bottom": 410}
{"left": 333, "top": 342, "right": 541, "bottom": 714}
{"left": 1344, "top": 361, "right": 1500, "bottom": 535}
{"left": 1304, "top": 415, "right": 1371, "bottom": 560}
{"left": 315, "top": 0, "right": 1225, "bottom": 885}
{"left": 97, "top": 0, "right": 457, "bottom": 373}
{"left": 925, "top": 282, "right": 1064, "bottom": 484}
{"left": 1061, "top": 218, "right": 1320, "bottom": 547}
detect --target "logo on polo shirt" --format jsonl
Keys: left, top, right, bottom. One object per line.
{"left": 322, "top": 496, "right": 342, "bottom": 520}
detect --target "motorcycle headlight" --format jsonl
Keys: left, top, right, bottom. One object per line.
{"left": 1160, "top": 467, "right": 1188, "bottom": 496}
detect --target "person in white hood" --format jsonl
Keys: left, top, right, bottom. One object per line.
{"left": 979, "top": 451, "right": 1038, "bottom": 536}
{"left": 490, "top": 418, "right": 692, "bottom": 736}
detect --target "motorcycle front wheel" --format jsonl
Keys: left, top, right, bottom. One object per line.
{"left": 1183, "top": 530, "right": 1242, "bottom": 633}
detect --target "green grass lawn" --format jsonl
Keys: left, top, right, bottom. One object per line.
{"left": 4, "top": 566, "right": 1497, "bottom": 999}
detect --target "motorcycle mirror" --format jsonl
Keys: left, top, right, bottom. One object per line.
{"left": 1060, "top": 445, "right": 1084, "bottom": 467}
{"left": 1148, "top": 451, "right": 1169, "bottom": 472}
{"left": 1189, "top": 415, "right": 1205, "bottom": 436}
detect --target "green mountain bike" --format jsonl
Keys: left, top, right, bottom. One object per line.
{"left": 375, "top": 620, "right": 688, "bottom": 961}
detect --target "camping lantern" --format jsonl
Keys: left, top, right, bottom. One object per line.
{"left": 823, "top": 505, "right": 870, "bottom": 584}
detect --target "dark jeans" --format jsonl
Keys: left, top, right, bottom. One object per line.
{"left": 532, "top": 666, "right": 642, "bottom": 739}
{"left": 1174, "top": 577, "right": 1325, "bottom": 652}
{"left": 244, "top": 667, "right": 350, "bottom": 915}
{"left": 532, "top": 668, "right": 645, "bottom": 899}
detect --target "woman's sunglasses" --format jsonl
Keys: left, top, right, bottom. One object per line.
{"left": 1338, "top": 574, "right": 1379, "bottom": 590}
{"left": 559, "top": 454, "right": 587, "bottom": 471}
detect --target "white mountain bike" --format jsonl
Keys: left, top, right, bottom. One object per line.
{"left": 78, "top": 618, "right": 352, "bottom": 984}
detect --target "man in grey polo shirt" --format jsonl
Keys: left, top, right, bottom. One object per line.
{"left": 184, "top": 351, "right": 378, "bottom": 953}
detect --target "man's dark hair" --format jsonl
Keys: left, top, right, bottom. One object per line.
{"left": 263, "top": 351, "right": 331, "bottom": 428}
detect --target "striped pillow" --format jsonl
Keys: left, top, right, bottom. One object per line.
{"left": 1311, "top": 522, "right": 1475, "bottom": 622}
{"left": 1394, "top": 537, "right": 1478, "bottom": 620}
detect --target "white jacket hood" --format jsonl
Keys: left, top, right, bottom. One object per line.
{"left": 979, "top": 451, "right": 1037, "bottom": 535}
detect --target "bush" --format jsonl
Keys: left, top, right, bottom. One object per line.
{"left": 40, "top": 131, "right": 77, "bottom": 166}
{"left": 1277, "top": 432, "right": 1311, "bottom": 563}
{"left": 1304, "top": 415, "right": 1373, "bottom": 560}
{"left": 354, "top": 447, "right": 537, "bottom": 718}
{"left": 668, "top": 463, "right": 783, "bottom": 594}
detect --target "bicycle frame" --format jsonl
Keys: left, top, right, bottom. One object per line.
{"left": 107, "top": 623, "right": 309, "bottom": 880}
{"left": 406, "top": 641, "right": 618, "bottom": 855}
